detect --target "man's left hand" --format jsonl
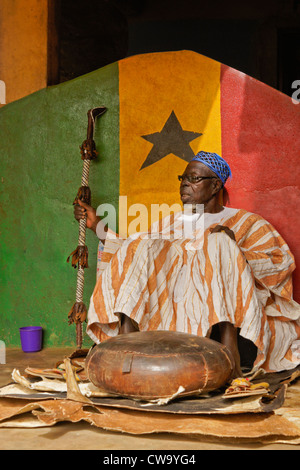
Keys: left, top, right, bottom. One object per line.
{"left": 209, "top": 225, "right": 236, "bottom": 241}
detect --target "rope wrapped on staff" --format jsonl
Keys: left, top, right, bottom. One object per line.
{"left": 67, "top": 107, "right": 107, "bottom": 349}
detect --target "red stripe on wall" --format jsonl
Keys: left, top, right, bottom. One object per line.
{"left": 220, "top": 64, "right": 300, "bottom": 302}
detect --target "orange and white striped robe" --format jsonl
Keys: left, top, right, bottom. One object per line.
{"left": 87, "top": 207, "right": 300, "bottom": 372}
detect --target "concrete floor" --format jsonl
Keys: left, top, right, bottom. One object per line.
{"left": 0, "top": 348, "right": 299, "bottom": 451}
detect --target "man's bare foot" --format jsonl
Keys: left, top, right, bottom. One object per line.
{"left": 118, "top": 313, "right": 139, "bottom": 334}
{"left": 219, "top": 321, "right": 243, "bottom": 378}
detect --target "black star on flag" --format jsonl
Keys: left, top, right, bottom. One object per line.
{"left": 140, "top": 111, "right": 203, "bottom": 170}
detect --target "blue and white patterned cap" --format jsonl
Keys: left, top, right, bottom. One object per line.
{"left": 191, "top": 151, "right": 232, "bottom": 185}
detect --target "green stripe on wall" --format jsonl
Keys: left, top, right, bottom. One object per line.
{"left": 0, "top": 61, "right": 120, "bottom": 347}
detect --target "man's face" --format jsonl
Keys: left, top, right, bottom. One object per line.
{"left": 179, "top": 161, "right": 221, "bottom": 205}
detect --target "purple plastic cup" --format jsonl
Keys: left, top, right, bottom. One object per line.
{"left": 19, "top": 326, "right": 43, "bottom": 353}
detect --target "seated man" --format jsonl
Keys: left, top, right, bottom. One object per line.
{"left": 75, "top": 151, "right": 300, "bottom": 377}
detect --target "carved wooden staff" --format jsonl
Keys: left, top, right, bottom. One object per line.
{"left": 67, "top": 106, "right": 107, "bottom": 349}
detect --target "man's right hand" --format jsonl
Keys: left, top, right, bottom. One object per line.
{"left": 74, "top": 198, "right": 100, "bottom": 234}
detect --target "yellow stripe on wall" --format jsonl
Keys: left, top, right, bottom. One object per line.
{"left": 118, "top": 51, "right": 222, "bottom": 237}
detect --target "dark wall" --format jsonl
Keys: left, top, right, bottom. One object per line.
{"left": 59, "top": 0, "right": 128, "bottom": 82}
{"left": 57, "top": 0, "right": 300, "bottom": 96}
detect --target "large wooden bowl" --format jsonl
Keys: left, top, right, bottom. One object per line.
{"left": 85, "top": 330, "right": 234, "bottom": 400}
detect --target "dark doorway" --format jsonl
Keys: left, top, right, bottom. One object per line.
{"left": 47, "top": 1, "right": 300, "bottom": 98}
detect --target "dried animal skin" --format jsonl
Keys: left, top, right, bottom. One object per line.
{"left": 67, "top": 245, "right": 89, "bottom": 269}
{"left": 68, "top": 301, "right": 87, "bottom": 325}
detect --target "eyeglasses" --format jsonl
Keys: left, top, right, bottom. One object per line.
{"left": 178, "top": 174, "right": 217, "bottom": 184}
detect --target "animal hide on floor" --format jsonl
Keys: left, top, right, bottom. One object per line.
{"left": 0, "top": 351, "right": 300, "bottom": 445}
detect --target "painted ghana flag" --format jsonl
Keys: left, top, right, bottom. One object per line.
{"left": 117, "top": 51, "right": 222, "bottom": 238}
{"left": 112, "top": 51, "right": 300, "bottom": 301}
{"left": 1, "top": 49, "right": 300, "bottom": 348}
